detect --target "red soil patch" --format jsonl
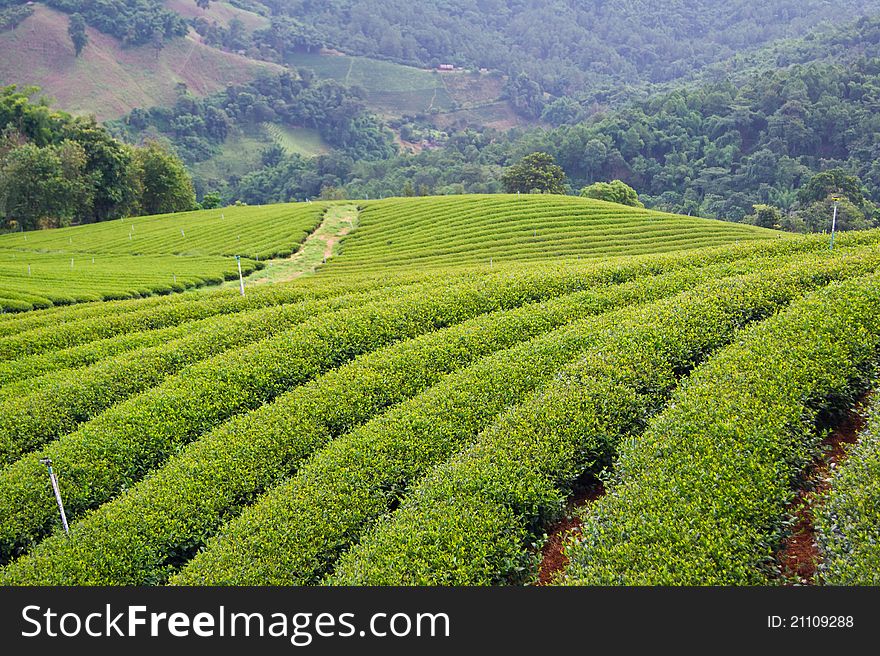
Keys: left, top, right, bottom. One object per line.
{"left": 0, "top": 4, "right": 277, "bottom": 120}
{"left": 537, "top": 480, "right": 605, "bottom": 585}
{"left": 776, "top": 399, "right": 868, "bottom": 584}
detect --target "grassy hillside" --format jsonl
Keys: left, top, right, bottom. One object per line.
{"left": 0, "top": 4, "right": 279, "bottom": 120}
{"left": 189, "top": 130, "right": 272, "bottom": 189}
{"left": 285, "top": 51, "right": 519, "bottom": 127}
{"left": 187, "top": 123, "right": 332, "bottom": 194}
{"left": 325, "top": 195, "right": 782, "bottom": 274}
{"left": 264, "top": 123, "right": 330, "bottom": 157}
{"left": 0, "top": 202, "right": 325, "bottom": 310}
{"left": 0, "top": 193, "right": 878, "bottom": 588}
{"left": 286, "top": 52, "right": 455, "bottom": 117}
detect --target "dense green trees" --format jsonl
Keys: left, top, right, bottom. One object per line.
{"left": 0, "top": 87, "right": 196, "bottom": 230}
{"left": 798, "top": 169, "right": 865, "bottom": 207}
{"left": 0, "top": 141, "right": 92, "bottom": 230}
{"left": 244, "top": 0, "right": 876, "bottom": 101}
{"left": 192, "top": 15, "right": 324, "bottom": 64}
{"left": 133, "top": 141, "right": 196, "bottom": 215}
{"left": 12, "top": 2, "right": 880, "bottom": 233}
{"left": 501, "top": 153, "right": 566, "bottom": 194}
{"left": 331, "top": 51, "right": 880, "bottom": 230}
{"left": 199, "top": 191, "right": 223, "bottom": 210}
{"left": 504, "top": 73, "right": 545, "bottom": 120}
{"left": 0, "top": 4, "right": 33, "bottom": 30}
{"left": 8, "top": 0, "right": 190, "bottom": 47}
{"left": 796, "top": 196, "right": 872, "bottom": 233}
{"left": 63, "top": 118, "right": 141, "bottom": 221}
{"left": 8, "top": 0, "right": 872, "bottom": 105}
{"left": 113, "top": 72, "right": 394, "bottom": 166}
{"left": 744, "top": 204, "right": 784, "bottom": 230}
{"left": 204, "top": 47, "right": 880, "bottom": 232}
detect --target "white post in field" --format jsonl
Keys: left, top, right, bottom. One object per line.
{"left": 236, "top": 255, "right": 245, "bottom": 296}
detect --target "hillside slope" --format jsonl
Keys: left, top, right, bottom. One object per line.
{"left": 163, "top": 0, "right": 270, "bottom": 32}
{"left": 284, "top": 51, "right": 520, "bottom": 128}
{"left": 325, "top": 195, "right": 783, "bottom": 274}
{"left": 0, "top": 4, "right": 279, "bottom": 120}
{"left": 0, "top": 202, "right": 325, "bottom": 310}
{"left": 0, "top": 195, "right": 778, "bottom": 310}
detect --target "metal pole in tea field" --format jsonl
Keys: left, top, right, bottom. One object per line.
{"left": 235, "top": 255, "right": 245, "bottom": 296}
{"left": 39, "top": 458, "right": 69, "bottom": 536}
{"left": 830, "top": 195, "right": 841, "bottom": 251}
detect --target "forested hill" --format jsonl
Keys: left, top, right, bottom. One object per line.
{"left": 261, "top": 0, "right": 879, "bottom": 95}
{"left": 693, "top": 12, "right": 880, "bottom": 84}
{"left": 5, "top": 0, "right": 880, "bottom": 101}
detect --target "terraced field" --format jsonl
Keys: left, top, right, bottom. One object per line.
{"left": 0, "top": 203, "right": 325, "bottom": 310}
{"left": 263, "top": 123, "right": 330, "bottom": 157}
{"left": 324, "top": 195, "right": 784, "bottom": 274}
{"left": 0, "top": 194, "right": 878, "bottom": 587}
{"left": 284, "top": 52, "right": 454, "bottom": 117}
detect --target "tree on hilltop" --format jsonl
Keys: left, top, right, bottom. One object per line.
{"left": 501, "top": 152, "right": 567, "bottom": 194}
{"left": 793, "top": 170, "right": 875, "bottom": 232}
{"left": 798, "top": 168, "right": 865, "bottom": 208}
{"left": 133, "top": 141, "right": 196, "bottom": 215}
{"left": 200, "top": 191, "right": 223, "bottom": 209}
{"left": 795, "top": 196, "right": 873, "bottom": 233}
{"left": 579, "top": 180, "right": 644, "bottom": 207}
{"left": 744, "top": 204, "right": 783, "bottom": 229}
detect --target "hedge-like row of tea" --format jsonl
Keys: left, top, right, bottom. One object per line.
{"left": 2, "top": 193, "right": 880, "bottom": 586}
{"left": 169, "top": 251, "right": 874, "bottom": 586}
{"left": 326, "top": 253, "right": 880, "bottom": 585}
{"left": 0, "top": 252, "right": 263, "bottom": 312}
{"left": 816, "top": 396, "right": 880, "bottom": 585}
{"left": 0, "top": 203, "right": 326, "bottom": 258}
{"left": 0, "top": 293, "right": 375, "bottom": 465}
{"left": 560, "top": 273, "right": 880, "bottom": 585}
{"left": 0, "top": 260, "right": 678, "bottom": 563}
{"left": 0, "top": 261, "right": 741, "bottom": 585}
{"left": 0, "top": 203, "right": 327, "bottom": 312}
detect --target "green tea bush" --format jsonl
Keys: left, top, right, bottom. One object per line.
{"left": 328, "top": 256, "right": 880, "bottom": 585}
{"left": 0, "top": 293, "right": 377, "bottom": 465}
{"left": 171, "top": 251, "right": 874, "bottom": 585}
{"left": 561, "top": 274, "right": 880, "bottom": 585}
{"left": 327, "top": 195, "right": 782, "bottom": 273}
{"left": 0, "top": 263, "right": 667, "bottom": 563}
{"left": 0, "top": 263, "right": 731, "bottom": 585}
{"left": 815, "top": 397, "right": 880, "bottom": 585}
